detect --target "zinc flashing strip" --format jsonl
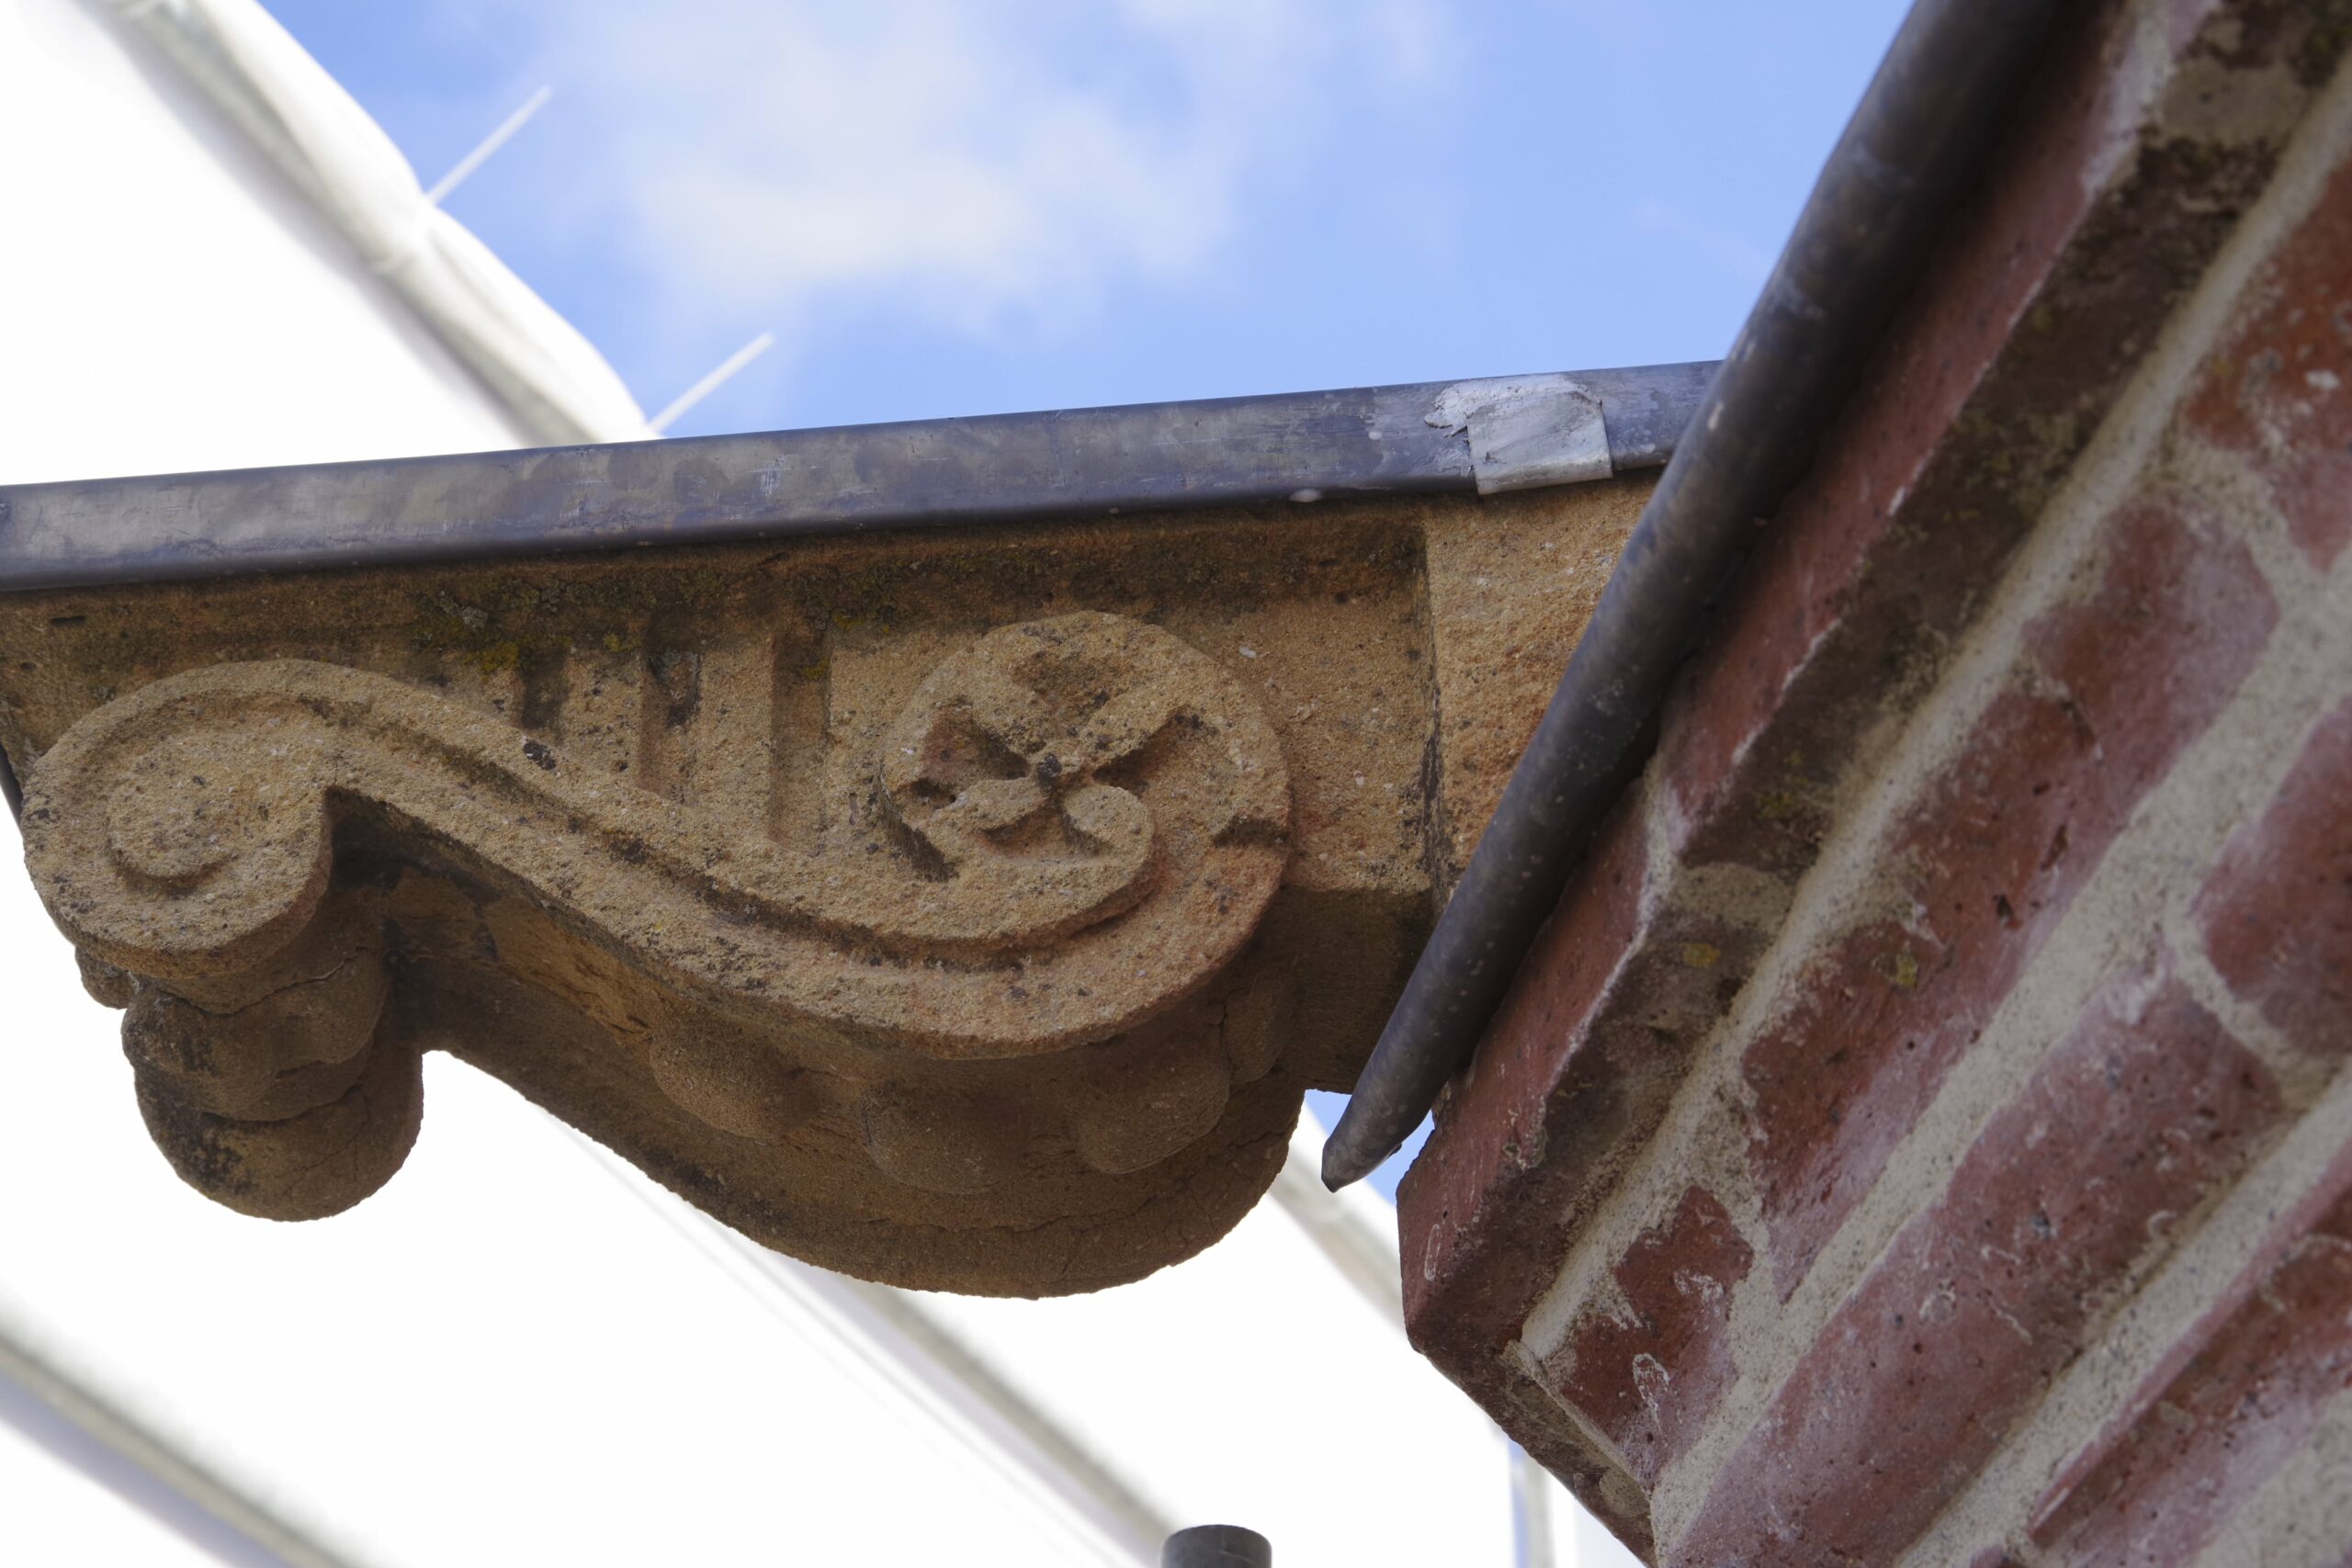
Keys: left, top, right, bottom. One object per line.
{"left": 0, "top": 363, "right": 1713, "bottom": 593}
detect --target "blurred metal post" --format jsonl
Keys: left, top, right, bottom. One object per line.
{"left": 1510, "top": 1442, "right": 1556, "bottom": 1568}
{"left": 565, "top": 1129, "right": 1171, "bottom": 1561}
{"left": 1162, "top": 1524, "right": 1272, "bottom": 1567}
{"left": 1268, "top": 1118, "right": 1403, "bottom": 1324}
{"left": 0, "top": 1312, "right": 373, "bottom": 1568}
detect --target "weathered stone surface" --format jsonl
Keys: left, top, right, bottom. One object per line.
{"left": 1421, "top": 473, "right": 1652, "bottom": 887}
{"left": 2, "top": 491, "right": 1638, "bottom": 1294}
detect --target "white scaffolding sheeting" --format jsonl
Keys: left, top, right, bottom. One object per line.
{"left": 101, "top": 0, "right": 652, "bottom": 446}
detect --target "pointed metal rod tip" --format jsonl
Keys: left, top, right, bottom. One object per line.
{"left": 1317, "top": 1112, "right": 1392, "bottom": 1191}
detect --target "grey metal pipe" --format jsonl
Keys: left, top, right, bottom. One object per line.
{"left": 1322, "top": 0, "right": 2067, "bottom": 1187}
{"left": 1162, "top": 1525, "right": 1272, "bottom": 1568}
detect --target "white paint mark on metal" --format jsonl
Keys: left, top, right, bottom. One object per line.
{"left": 1425, "top": 375, "right": 1612, "bottom": 495}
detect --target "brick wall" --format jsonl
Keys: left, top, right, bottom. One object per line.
{"left": 1397, "top": 4, "right": 2352, "bottom": 1563}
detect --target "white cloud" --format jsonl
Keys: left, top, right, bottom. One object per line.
{"left": 481, "top": 0, "right": 1457, "bottom": 346}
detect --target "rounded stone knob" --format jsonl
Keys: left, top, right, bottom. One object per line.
{"left": 860, "top": 1087, "right": 1030, "bottom": 1195}
{"left": 649, "top": 1025, "right": 820, "bottom": 1144}
{"left": 137, "top": 1041, "right": 422, "bottom": 1222}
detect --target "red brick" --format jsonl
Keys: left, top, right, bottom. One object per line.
{"left": 2186, "top": 152, "right": 2352, "bottom": 570}
{"left": 2030, "top": 1152, "right": 2352, "bottom": 1565}
{"left": 1401, "top": 792, "right": 1762, "bottom": 1563}
{"left": 2023, "top": 499, "right": 2281, "bottom": 775}
{"left": 1404, "top": 798, "right": 1787, "bottom": 1340}
{"left": 2197, "top": 695, "right": 2352, "bottom": 1060}
{"left": 1745, "top": 500, "right": 2277, "bottom": 1295}
{"left": 1661, "top": 1, "right": 2320, "bottom": 880}
{"left": 1675, "top": 974, "right": 2284, "bottom": 1568}
{"left": 1403, "top": 799, "right": 1654, "bottom": 1337}
{"left": 1541, "top": 1187, "right": 1754, "bottom": 1488}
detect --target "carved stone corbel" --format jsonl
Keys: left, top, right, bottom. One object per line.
{"left": 1, "top": 457, "right": 1653, "bottom": 1292}
{"left": 23, "top": 612, "right": 1299, "bottom": 1292}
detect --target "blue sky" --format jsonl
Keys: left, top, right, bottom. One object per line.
{"left": 263, "top": 0, "right": 1907, "bottom": 441}
{"left": 257, "top": 0, "right": 1907, "bottom": 1199}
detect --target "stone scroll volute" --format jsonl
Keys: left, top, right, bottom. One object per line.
{"left": 20, "top": 612, "right": 1299, "bottom": 1294}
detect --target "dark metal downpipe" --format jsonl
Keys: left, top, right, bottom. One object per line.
{"left": 1323, "top": 0, "right": 2067, "bottom": 1188}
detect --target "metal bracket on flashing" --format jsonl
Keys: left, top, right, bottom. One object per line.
{"left": 1425, "top": 375, "right": 1613, "bottom": 494}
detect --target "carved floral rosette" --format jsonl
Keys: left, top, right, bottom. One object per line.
{"left": 21, "top": 613, "right": 1302, "bottom": 1294}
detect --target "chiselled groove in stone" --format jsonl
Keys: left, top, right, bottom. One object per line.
{"left": 553, "top": 639, "right": 642, "bottom": 781}
{"left": 24, "top": 612, "right": 1291, "bottom": 1059}
{"left": 768, "top": 638, "right": 829, "bottom": 851}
